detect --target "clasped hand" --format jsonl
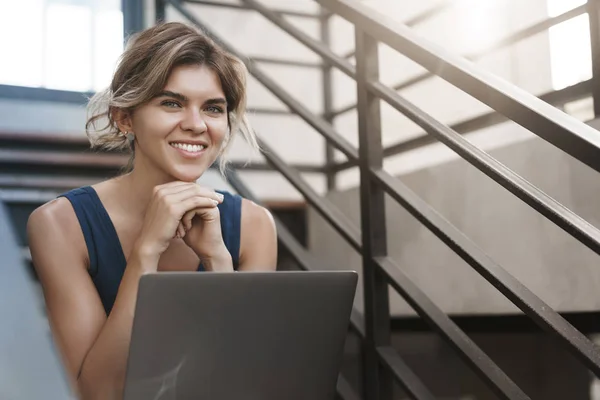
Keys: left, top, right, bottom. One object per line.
{"left": 134, "top": 181, "right": 230, "bottom": 264}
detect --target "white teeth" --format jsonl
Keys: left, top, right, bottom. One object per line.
{"left": 171, "top": 143, "right": 205, "bottom": 153}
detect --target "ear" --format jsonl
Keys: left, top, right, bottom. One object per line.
{"left": 111, "top": 107, "right": 133, "bottom": 133}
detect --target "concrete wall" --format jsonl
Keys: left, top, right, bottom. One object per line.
{"left": 308, "top": 123, "right": 600, "bottom": 315}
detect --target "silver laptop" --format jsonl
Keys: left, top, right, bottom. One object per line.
{"left": 123, "top": 271, "right": 358, "bottom": 400}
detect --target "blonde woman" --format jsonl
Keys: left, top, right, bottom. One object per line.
{"left": 27, "top": 22, "right": 277, "bottom": 399}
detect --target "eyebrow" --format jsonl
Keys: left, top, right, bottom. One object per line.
{"left": 155, "top": 91, "right": 227, "bottom": 106}
{"left": 155, "top": 90, "right": 188, "bottom": 102}
{"left": 205, "top": 97, "right": 228, "bottom": 106}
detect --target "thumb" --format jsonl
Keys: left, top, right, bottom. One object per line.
{"left": 182, "top": 209, "right": 196, "bottom": 231}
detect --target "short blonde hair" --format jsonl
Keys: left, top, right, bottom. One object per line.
{"left": 86, "top": 22, "right": 258, "bottom": 173}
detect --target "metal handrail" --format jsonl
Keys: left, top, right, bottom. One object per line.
{"left": 333, "top": 3, "right": 589, "bottom": 117}
{"left": 318, "top": 0, "right": 600, "bottom": 174}
{"left": 368, "top": 80, "right": 600, "bottom": 257}
{"left": 230, "top": 0, "right": 600, "bottom": 261}
{"left": 257, "top": 129, "right": 537, "bottom": 397}
{"left": 376, "top": 347, "right": 437, "bottom": 400}
{"left": 162, "top": 0, "right": 600, "bottom": 398}
{"left": 375, "top": 257, "right": 529, "bottom": 400}
{"left": 340, "top": 0, "right": 454, "bottom": 60}
{"left": 332, "top": 78, "right": 593, "bottom": 171}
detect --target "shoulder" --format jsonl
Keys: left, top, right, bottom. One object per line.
{"left": 27, "top": 196, "right": 88, "bottom": 268}
{"left": 28, "top": 183, "right": 99, "bottom": 231}
{"left": 239, "top": 198, "right": 277, "bottom": 270}
{"left": 241, "top": 198, "right": 275, "bottom": 233}
{"left": 213, "top": 189, "right": 274, "bottom": 233}
{"left": 28, "top": 196, "right": 78, "bottom": 232}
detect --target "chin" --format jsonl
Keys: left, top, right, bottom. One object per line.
{"left": 168, "top": 164, "right": 209, "bottom": 183}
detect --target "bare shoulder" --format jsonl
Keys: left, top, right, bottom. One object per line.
{"left": 239, "top": 198, "right": 277, "bottom": 270}
{"left": 28, "top": 197, "right": 81, "bottom": 241}
{"left": 240, "top": 198, "right": 276, "bottom": 232}
{"left": 27, "top": 197, "right": 88, "bottom": 270}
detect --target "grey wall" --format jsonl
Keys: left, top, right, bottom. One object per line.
{"left": 308, "top": 128, "right": 600, "bottom": 316}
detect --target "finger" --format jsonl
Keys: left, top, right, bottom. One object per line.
{"left": 177, "top": 223, "right": 186, "bottom": 239}
{"left": 180, "top": 185, "right": 224, "bottom": 204}
{"left": 153, "top": 181, "right": 197, "bottom": 199}
{"left": 182, "top": 209, "right": 195, "bottom": 231}
{"left": 191, "top": 185, "right": 224, "bottom": 204}
{"left": 187, "top": 205, "right": 220, "bottom": 223}
{"left": 166, "top": 187, "right": 221, "bottom": 211}
{"left": 160, "top": 183, "right": 222, "bottom": 203}
{"left": 171, "top": 196, "right": 219, "bottom": 220}
{"left": 180, "top": 202, "right": 219, "bottom": 230}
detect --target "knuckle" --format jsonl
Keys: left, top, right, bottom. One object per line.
{"left": 166, "top": 203, "right": 178, "bottom": 216}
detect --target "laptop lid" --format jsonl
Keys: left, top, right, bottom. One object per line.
{"left": 124, "top": 271, "right": 357, "bottom": 400}
{"left": 0, "top": 201, "right": 72, "bottom": 400}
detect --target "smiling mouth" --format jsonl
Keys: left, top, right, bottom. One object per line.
{"left": 169, "top": 142, "right": 206, "bottom": 154}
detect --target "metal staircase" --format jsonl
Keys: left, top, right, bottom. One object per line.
{"left": 155, "top": 0, "right": 600, "bottom": 399}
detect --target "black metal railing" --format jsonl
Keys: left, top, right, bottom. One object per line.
{"left": 157, "top": 0, "right": 600, "bottom": 399}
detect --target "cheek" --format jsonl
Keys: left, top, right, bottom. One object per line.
{"left": 209, "top": 118, "right": 230, "bottom": 144}
{"left": 133, "top": 111, "right": 178, "bottom": 140}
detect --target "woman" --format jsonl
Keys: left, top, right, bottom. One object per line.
{"left": 27, "top": 22, "right": 277, "bottom": 399}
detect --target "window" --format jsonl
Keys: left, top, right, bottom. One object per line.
{"left": 547, "top": 0, "right": 591, "bottom": 90}
{"left": 0, "top": 0, "right": 123, "bottom": 93}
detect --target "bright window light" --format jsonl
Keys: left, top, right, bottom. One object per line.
{"left": 45, "top": 4, "right": 92, "bottom": 91}
{"left": 0, "top": 0, "right": 44, "bottom": 87}
{"left": 547, "top": 0, "right": 592, "bottom": 90}
{"left": 94, "top": 10, "right": 123, "bottom": 91}
{"left": 0, "top": 0, "right": 123, "bottom": 92}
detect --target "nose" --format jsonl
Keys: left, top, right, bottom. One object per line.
{"left": 180, "top": 108, "right": 207, "bottom": 134}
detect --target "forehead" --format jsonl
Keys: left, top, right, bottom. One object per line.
{"left": 163, "top": 64, "right": 224, "bottom": 99}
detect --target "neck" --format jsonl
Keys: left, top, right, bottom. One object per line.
{"left": 117, "top": 155, "right": 182, "bottom": 218}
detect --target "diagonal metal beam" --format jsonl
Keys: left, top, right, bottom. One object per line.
{"left": 231, "top": 136, "right": 536, "bottom": 397}
{"left": 376, "top": 259, "right": 530, "bottom": 400}
{"left": 249, "top": 56, "right": 322, "bottom": 68}
{"left": 317, "top": 0, "right": 600, "bottom": 174}
{"left": 372, "top": 168, "right": 600, "bottom": 378}
{"left": 240, "top": 0, "right": 356, "bottom": 78}
{"left": 341, "top": 0, "right": 454, "bottom": 60}
{"left": 333, "top": 78, "right": 593, "bottom": 172}
{"left": 333, "top": 4, "right": 588, "bottom": 115}
{"left": 376, "top": 346, "right": 438, "bottom": 400}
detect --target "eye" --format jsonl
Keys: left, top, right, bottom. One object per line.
{"left": 161, "top": 100, "right": 181, "bottom": 108}
{"left": 206, "top": 105, "right": 225, "bottom": 114}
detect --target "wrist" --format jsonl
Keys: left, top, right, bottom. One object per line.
{"left": 201, "top": 246, "right": 233, "bottom": 272}
{"left": 130, "top": 240, "right": 161, "bottom": 272}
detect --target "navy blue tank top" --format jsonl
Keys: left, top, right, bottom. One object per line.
{"left": 60, "top": 186, "right": 242, "bottom": 315}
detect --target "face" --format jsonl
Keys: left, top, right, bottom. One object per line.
{"left": 124, "top": 64, "right": 229, "bottom": 182}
